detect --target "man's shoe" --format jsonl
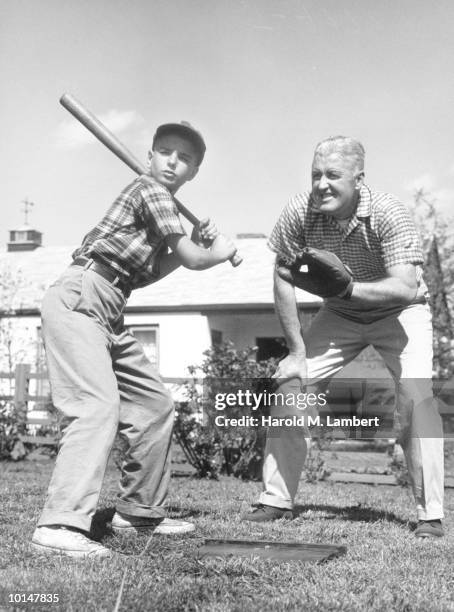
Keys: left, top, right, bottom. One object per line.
{"left": 242, "top": 504, "right": 293, "bottom": 522}
{"left": 414, "top": 519, "right": 444, "bottom": 539}
{"left": 111, "top": 512, "right": 195, "bottom": 535}
{"left": 32, "top": 526, "right": 111, "bottom": 558}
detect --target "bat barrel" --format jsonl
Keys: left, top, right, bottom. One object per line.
{"left": 60, "top": 93, "right": 146, "bottom": 175}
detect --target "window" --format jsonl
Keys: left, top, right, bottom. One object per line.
{"left": 211, "top": 329, "right": 223, "bottom": 346}
{"left": 255, "top": 337, "right": 288, "bottom": 362}
{"left": 129, "top": 326, "right": 159, "bottom": 367}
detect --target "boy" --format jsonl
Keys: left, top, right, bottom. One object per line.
{"left": 32, "top": 121, "right": 236, "bottom": 557}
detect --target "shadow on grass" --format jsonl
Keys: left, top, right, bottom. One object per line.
{"left": 90, "top": 507, "right": 116, "bottom": 540}
{"left": 167, "top": 502, "right": 409, "bottom": 527}
{"left": 90, "top": 505, "right": 207, "bottom": 540}
{"left": 165, "top": 505, "right": 207, "bottom": 519}
{"left": 293, "top": 503, "right": 408, "bottom": 525}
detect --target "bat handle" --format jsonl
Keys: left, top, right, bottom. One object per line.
{"left": 230, "top": 253, "right": 243, "bottom": 267}
{"left": 175, "top": 198, "right": 242, "bottom": 267}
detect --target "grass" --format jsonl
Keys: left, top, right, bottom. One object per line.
{"left": 1, "top": 457, "right": 454, "bottom": 612}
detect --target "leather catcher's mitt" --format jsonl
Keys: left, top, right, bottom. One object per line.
{"left": 277, "top": 247, "right": 353, "bottom": 298}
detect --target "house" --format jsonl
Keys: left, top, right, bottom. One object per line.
{"left": 0, "top": 225, "right": 389, "bottom": 381}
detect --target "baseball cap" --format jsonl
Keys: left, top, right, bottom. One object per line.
{"left": 152, "top": 121, "right": 206, "bottom": 165}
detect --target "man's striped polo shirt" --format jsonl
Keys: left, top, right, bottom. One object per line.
{"left": 268, "top": 185, "right": 427, "bottom": 322}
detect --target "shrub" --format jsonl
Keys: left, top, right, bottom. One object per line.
{"left": 304, "top": 439, "right": 330, "bottom": 483}
{"left": 0, "top": 400, "right": 27, "bottom": 460}
{"left": 174, "top": 342, "right": 278, "bottom": 480}
{"left": 388, "top": 454, "right": 410, "bottom": 487}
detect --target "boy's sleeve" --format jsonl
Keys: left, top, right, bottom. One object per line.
{"left": 268, "top": 195, "right": 307, "bottom": 265}
{"left": 140, "top": 179, "right": 186, "bottom": 238}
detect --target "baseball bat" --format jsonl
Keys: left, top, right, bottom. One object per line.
{"left": 59, "top": 93, "right": 242, "bottom": 267}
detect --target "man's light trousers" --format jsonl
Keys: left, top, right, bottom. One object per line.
{"left": 259, "top": 304, "right": 444, "bottom": 520}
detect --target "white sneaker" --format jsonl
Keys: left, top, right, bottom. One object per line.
{"left": 32, "top": 526, "right": 112, "bottom": 558}
{"left": 111, "top": 512, "right": 195, "bottom": 535}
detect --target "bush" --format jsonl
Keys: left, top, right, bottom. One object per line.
{"left": 0, "top": 400, "right": 27, "bottom": 460}
{"left": 174, "top": 342, "right": 278, "bottom": 480}
{"left": 0, "top": 393, "right": 60, "bottom": 462}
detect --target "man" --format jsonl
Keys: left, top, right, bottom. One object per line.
{"left": 244, "top": 136, "right": 444, "bottom": 538}
{"left": 32, "top": 121, "right": 236, "bottom": 557}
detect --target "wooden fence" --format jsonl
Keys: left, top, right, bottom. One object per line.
{"left": 0, "top": 364, "right": 195, "bottom": 447}
{"left": 0, "top": 364, "right": 57, "bottom": 446}
{"left": 2, "top": 364, "right": 454, "bottom": 449}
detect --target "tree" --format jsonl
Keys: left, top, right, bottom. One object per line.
{"left": 409, "top": 189, "right": 454, "bottom": 378}
{"left": 0, "top": 264, "right": 26, "bottom": 459}
{"left": 0, "top": 263, "right": 27, "bottom": 387}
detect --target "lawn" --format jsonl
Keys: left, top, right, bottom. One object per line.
{"left": 1, "top": 457, "right": 454, "bottom": 612}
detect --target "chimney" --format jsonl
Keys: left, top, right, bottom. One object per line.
{"left": 8, "top": 226, "right": 42, "bottom": 252}
{"left": 7, "top": 197, "right": 43, "bottom": 252}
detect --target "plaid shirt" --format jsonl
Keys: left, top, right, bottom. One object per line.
{"left": 73, "top": 176, "right": 186, "bottom": 289}
{"left": 269, "top": 185, "right": 427, "bottom": 321}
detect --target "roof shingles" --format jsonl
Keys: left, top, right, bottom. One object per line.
{"left": 1, "top": 239, "right": 321, "bottom": 311}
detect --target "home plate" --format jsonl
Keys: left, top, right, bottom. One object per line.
{"left": 198, "top": 539, "right": 346, "bottom": 562}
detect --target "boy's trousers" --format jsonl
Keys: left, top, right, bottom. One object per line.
{"left": 38, "top": 264, "right": 174, "bottom": 533}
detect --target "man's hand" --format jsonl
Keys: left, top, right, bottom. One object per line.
{"left": 272, "top": 353, "right": 307, "bottom": 383}
{"left": 191, "top": 217, "right": 219, "bottom": 247}
{"left": 277, "top": 247, "right": 353, "bottom": 298}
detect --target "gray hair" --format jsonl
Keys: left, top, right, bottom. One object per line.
{"left": 314, "top": 136, "right": 365, "bottom": 171}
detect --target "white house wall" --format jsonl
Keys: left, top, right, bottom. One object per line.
{"left": 0, "top": 315, "right": 43, "bottom": 399}
{"left": 207, "top": 311, "right": 316, "bottom": 349}
{"left": 206, "top": 311, "right": 389, "bottom": 378}
{"left": 1, "top": 310, "right": 388, "bottom": 384}
{"left": 124, "top": 312, "right": 211, "bottom": 378}
{"left": 207, "top": 313, "right": 278, "bottom": 349}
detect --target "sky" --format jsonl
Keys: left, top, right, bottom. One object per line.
{"left": 2, "top": 0, "right": 454, "bottom": 247}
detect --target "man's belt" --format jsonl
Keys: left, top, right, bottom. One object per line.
{"left": 71, "top": 256, "right": 131, "bottom": 297}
